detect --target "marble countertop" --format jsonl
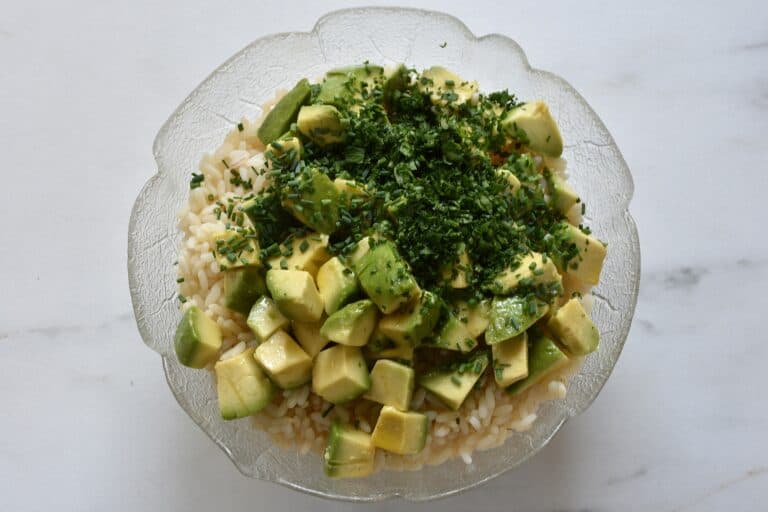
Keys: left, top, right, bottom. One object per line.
{"left": 1, "top": 1, "right": 767, "bottom": 510}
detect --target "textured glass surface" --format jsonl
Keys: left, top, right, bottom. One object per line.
{"left": 128, "top": 7, "right": 640, "bottom": 502}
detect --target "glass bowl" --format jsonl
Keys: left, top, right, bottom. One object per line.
{"left": 128, "top": 6, "right": 640, "bottom": 502}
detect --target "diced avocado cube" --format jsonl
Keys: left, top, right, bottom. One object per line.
{"left": 223, "top": 266, "right": 266, "bottom": 315}
{"left": 320, "top": 299, "right": 378, "bottom": 347}
{"left": 266, "top": 135, "right": 302, "bottom": 163}
{"left": 297, "top": 104, "right": 345, "bottom": 146}
{"left": 333, "top": 178, "right": 370, "bottom": 210}
{"left": 212, "top": 230, "right": 260, "bottom": 271}
{"left": 316, "top": 257, "right": 359, "bottom": 315}
{"left": 280, "top": 167, "right": 340, "bottom": 234}
{"left": 547, "top": 298, "right": 599, "bottom": 355}
{"left": 453, "top": 300, "right": 491, "bottom": 339}
{"left": 323, "top": 420, "right": 375, "bottom": 479}
{"left": 381, "top": 64, "right": 409, "bottom": 109}
{"left": 344, "top": 236, "right": 373, "bottom": 270}
{"left": 246, "top": 296, "right": 289, "bottom": 342}
{"left": 318, "top": 64, "right": 385, "bottom": 107}
{"left": 496, "top": 168, "right": 522, "bottom": 193}
{"left": 363, "top": 329, "right": 415, "bottom": 363}
{"left": 427, "top": 312, "right": 477, "bottom": 352}
{"left": 418, "top": 66, "right": 478, "bottom": 106}
{"left": 378, "top": 291, "right": 440, "bottom": 346}
{"left": 363, "top": 360, "right": 414, "bottom": 410}
{"left": 502, "top": 100, "right": 564, "bottom": 157}
{"left": 556, "top": 223, "right": 607, "bottom": 285}
{"left": 174, "top": 306, "right": 222, "bottom": 368}
{"left": 356, "top": 241, "right": 420, "bottom": 314}
{"left": 507, "top": 333, "right": 569, "bottom": 395}
{"left": 488, "top": 252, "right": 562, "bottom": 295}
{"left": 371, "top": 406, "right": 428, "bottom": 455}
{"left": 265, "top": 269, "right": 324, "bottom": 322}
{"left": 312, "top": 345, "right": 370, "bottom": 404}
{"left": 549, "top": 174, "right": 580, "bottom": 215}
{"left": 419, "top": 352, "right": 489, "bottom": 411}
{"left": 491, "top": 332, "right": 528, "bottom": 387}
{"left": 440, "top": 246, "right": 471, "bottom": 289}
{"left": 267, "top": 233, "right": 330, "bottom": 278}
{"left": 485, "top": 296, "right": 549, "bottom": 345}
{"left": 253, "top": 330, "right": 313, "bottom": 389}
{"left": 292, "top": 317, "right": 330, "bottom": 358}
{"left": 215, "top": 347, "right": 274, "bottom": 419}
{"left": 257, "top": 78, "right": 311, "bottom": 145}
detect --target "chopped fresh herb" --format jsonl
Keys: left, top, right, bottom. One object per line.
{"left": 237, "top": 122, "right": 244, "bottom": 132}
{"left": 190, "top": 173, "right": 204, "bottom": 189}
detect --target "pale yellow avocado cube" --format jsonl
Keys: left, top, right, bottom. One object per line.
{"left": 371, "top": 406, "right": 428, "bottom": 455}
{"left": 363, "top": 329, "right": 415, "bottom": 362}
{"left": 312, "top": 345, "right": 370, "bottom": 404}
{"left": 320, "top": 299, "right": 378, "bottom": 347}
{"left": 316, "top": 257, "right": 359, "bottom": 315}
{"left": 496, "top": 168, "right": 522, "bottom": 193}
{"left": 324, "top": 421, "right": 375, "bottom": 478}
{"left": 491, "top": 333, "right": 529, "bottom": 387}
{"left": 344, "top": 236, "right": 373, "bottom": 270}
{"left": 559, "top": 224, "right": 607, "bottom": 285}
{"left": 215, "top": 347, "right": 273, "bottom": 419}
{"left": 502, "top": 100, "right": 564, "bottom": 157}
{"left": 292, "top": 317, "right": 330, "bottom": 358}
{"left": 453, "top": 300, "right": 491, "bottom": 339}
{"left": 267, "top": 234, "right": 330, "bottom": 278}
{"left": 441, "top": 248, "right": 471, "bottom": 289}
{"left": 246, "top": 296, "right": 289, "bottom": 342}
{"left": 363, "top": 360, "right": 415, "bottom": 410}
{"left": 212, "top": 230, "right": 260, "bottom": 271}
{"left": 549, "top": 174, "right": 580, "bottom": 216}
{"left": 265, "top": 269, "right": 324, "bottom": 322}
{"left": 333, "top": 178, "right": 369, "bottom": 198}
{"left": 547, "top": 298, "right": 600, "bottom": 355}
{"left": 419, "top": 66, "right": 478, "bottom": 106}
{"left": 490, "top": 252, "right": 562, "bottom": 295}
{"left": 253, "top": 330, "right": 313, "bottom": 389}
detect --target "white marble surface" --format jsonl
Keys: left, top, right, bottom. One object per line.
{"left": 1, "top": 1, "right": 767, "bottom": 510}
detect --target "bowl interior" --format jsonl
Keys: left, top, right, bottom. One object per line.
{"left": 128, "top": 7, "right": 640, "bottom": 502}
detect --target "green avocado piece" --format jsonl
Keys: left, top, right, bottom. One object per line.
{"left": 313, "top": 345, "right": 371, "bottom": 404}
{"left": 548, "top": 174, "right": 580, "bottom": 215}
{"left": 257, "top": 78, "right": 311, "bottom": 145}
{"left": 554, "top": 223, "right": 607, "bottom": 286}
{"left": 297, "top": 104, "right": 345, "bottom": 146}
{"left": 363, "top": 328, "right": 415, "bottom": 363}
{"left": 418, "top": 66, "right": 479, "bottom": 106}
{"left": 363, "top": 359, "right": 415, "bottom": 411}
{"left": 507, "top": 333, "right": 569, "bottom": 395}
{"left": 378, "top": 291, "right": 440, "bottom": 347}
{"left": 266, "top": 134, "right": 303, "bottom": 163}
{"left": 488, "top": 252, "right": 562, "bottom": 296}
{"left": 418, "top": 352, "right": 489, "bottom": 410}
{"left": 174, "top": 306, "right": 222, "bottom": 369}
{"left": 265, "top": 269, "right": 324, "bottom": 322}
{"left": 546, "top": 298, "right": 599, "bottom": 355}
{"left": 215, "top": 347, "right": 274, "bottom": 419}
{"left": 381, "top": 64, "right": 409, "bottom": 109}
{"left": 318, "top": 64, "right": 385, "bottom": 106}
{"left": 485, "top": 296, "right": 549, "bottom": 345}
{"left": 371, "top": 406, "right": 428, "bottom": 455}
{"left": 253, "top": 330, "right": 313, "bottom": 389}
{"left": 223, "top": 267, "right": 266, "bottom": 315}
{"left": 280, "top": 167, "right": 340, "bottom": 234}
{"left": 426, "top": 311, "right": 478, "bottom": 352}
{"left": 316, "top": 257, "right": 359, "bottom": 315}
{"left": 320, "top": 299, "right": 378, "bottom": 347}
{"left": 246, "top": 296, "right": 289, "bottom": 342}
{"left": 501, "top": 100, "right": 564, "bottom": 157}
{"left": 324, "top": 420, "right": 375, "bottom": 479}
{"left": 491, "top": 332, "right": 528, "bottom": 387}
{"left": 356, "top": 241, "right": 420, "bottom": 314}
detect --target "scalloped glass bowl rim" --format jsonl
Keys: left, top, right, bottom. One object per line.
{"left": 128, "top": 6, "right": 640, "bottom": 502}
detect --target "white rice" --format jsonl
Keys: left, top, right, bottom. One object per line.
{"left": 175, "top": 105, "right": 586, "bottom": 472}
